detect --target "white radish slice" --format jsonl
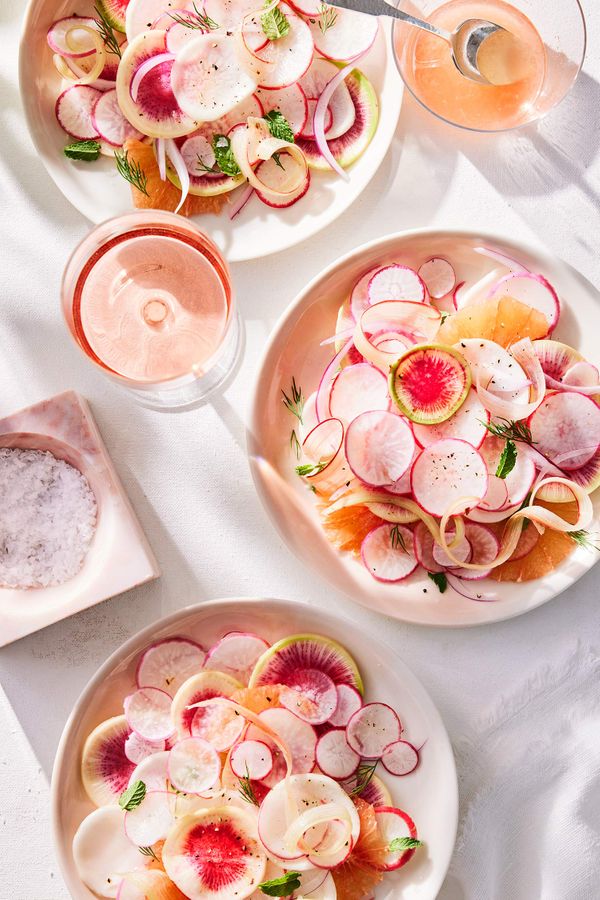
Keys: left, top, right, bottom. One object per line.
{"left": 385, "top": 448, "right": 419, "bottom": 496}
{"left": 411, "top": 439, "right": 488, "bottom": 516}
{"left": 171, "top": 33, "right": 257, "bottom": 122}
{"left": 81, "top": 715, "right": 135, "bottom": 807}
{"left": 168, "top": 737, "right": 221, "bottom": 793}
{"left": 450, "top": 523, "right": 499, "bottom": 580}
{"left": 374, "top": 806, "right": 418, "bottom": 871}
{"left": 329, "top": 363, "right": 390, "bottom": 423}
{"left": 124, "top": 688, "right": 175, "bottom": 742}
{"left": 92, "top": 89, "right": 143, "bottom": 146}
{"left": 350, "top": 266, "right": 384, "bottom": 320}
{"left": 478, "top": 474, "right": 509, "bottom": 511}
{"left": 308, "top": 7, "right": 379, "bottom": 62}
{"left": 128, "top": 750, "right": 170, "bottom": 791}
{"left": 528, "top": 391, "right": 600, "bottom": 470}
{"left": 455, "top": 338, "right": 529, "bottom": 403}
{"left": 256, "top": 84, "right": 308, "bottom": 136}
{"left": 126, "top": 0, "right": 181, "bottom": 40}
{"left": 418, "top": 257, "right": 456, "bottom": 299}
{"left": 299, "top": 98, "right": 332, "bottom": 139}
{"left": 230, "top": 740, "right": 274, "bottom": 780}
{"left": 56, "top": 85, "right": 101, "bottom": 140}
{"left": 563, "top": 361, "right": 600, "bottom": 388}
{"left": 124, "top": 790, "right": 174, "bottom": 846}
{"left": 256, "top": 5, "right": 314, "bottom": 90}
{"left": 361, "top": 523, "right": 418, "bottom": 583}
{"left": 73, "top": 807, "right": 145, "bottom": 899}
{"left": 489, "top": 271, "right": 560, "bottom": 331}
{"left": 124, "top": 732, "right": 165, "bottom": 764}
{"left": 190, "top": 699, "right": 245, "bottom": 751}
{"left": 368, "top": 265, "right": 427, "bottom": 304}
{"left": 165, "top": 18, "right": 207, "bottom": 55}
{"left": 381, "top": 740, "right": 420, "bottom": 776}
{"left": 328, "top": 683, "right": 363, "bottom": 727}
{"left": 47, "top": 16, "right": 98, "bottom": 57}
{"left": 316, "top": 728, "right": 360, "bottom": 779}
{"left": 245, "top": 707, "right": 316, "bottom": 788}
{"left": 413, "top": 521, "right": 444, "bottom": 573}
{"left": 171, "top": 670, "right": 243, "bottom": 736}
{"left": 279, "top": 668, "right": 338, "bottom": 725}
{"left": 299, "top": 57, "right": 356, "bottom": 139}
{"left": 346, "top": 703, "right": 402, "bottom": 758}
{"left": 204, "top": 631, "right": 270, "bottom": 683}
{"left": 478, "top": 435, "right": 535, "bottom": 508}
{"left": 136, "top": 637, "right": 205, "bottom": 696}
{"left": 345, "top": 411, "right": 415, "bottom": 487}
{"left": 432, "top": 533, "right": 471, "bottom": 568}
{"left": 412, "top": 388, "right": 489, "bottom": 449}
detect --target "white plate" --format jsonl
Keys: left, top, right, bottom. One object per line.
{"left": 51, "top": 597, "right": 458, "bottom": 899}
{"left": 19, "top": 4, "right": 402, "bottom": 262}
{"left": 248, "top": 229, "right": 600, "bottom": 627}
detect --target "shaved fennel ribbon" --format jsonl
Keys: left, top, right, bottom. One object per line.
{"left": 285, "top": 803, "right": 352, "bottom": 857}
{"left": 52, "top": 26, "right": 106, "bottom": 86}
{"left": 475, "top": 337, "right": 545, "bottom": 418}
{"left": 155, "top": 137, "right": 166, "bottom": 181}
{"left": 230, "top": 118, "right": 308, "bottom": 201}
{"left": 353, "top": 301, "right": 441, "bottom": 372}
{"left": 164, "top": 138, "right": 189, "bottom": 212}
{"left": 545, "top": 372, "right": 600, "bottom": 397}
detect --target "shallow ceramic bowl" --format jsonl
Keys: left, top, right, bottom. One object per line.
{"left": 248, "top": 229, "right": 600, "bottom": 627}
{"left": 51, "top": 597, "right": 458, "bottom": 899}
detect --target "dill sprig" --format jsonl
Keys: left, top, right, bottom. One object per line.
{"left": 390, "top": 524, "right": 407, "bottom": 552}
{"left": 318, "top": 2, "right": 337, "bottom": 33}
{"left": 115, "top": 149, "right": 149, "bottom": 196}
{"left": 169, "top": 3, "right": 219, "bottom": 30}
{"left": 290, "top": 429, "right": 302, "bottom": 459}
{"left": 568, "top": 529, "right": 600, "bottom": 551}
{"left": 350, "top": 760, "right": 378, "bottom": 796}
{"left": 238, "top": 766, "right": 260, "bottom": 806}
{"left": 138, "top": 846, "right": 159, "bottom": 861}
{"left": 483, "top": 418, "right": 535, "bottom": 445}
{"left": 196, "top": 154, "right": 219, "bottom": 175}
{"left": 282, "top": 376, "right": 304, "bottom": 423}
{"left": 93, "top": 3, "right": 122, "bottom": 57}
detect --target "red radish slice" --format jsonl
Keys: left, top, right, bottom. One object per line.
{"left": 299, "top": 98, "right": 332, "bottom": 139}
{"left": 413, "top": 521, "right": 444, "bottom": 574}
{"left": 136, "top": 637, "right": 205, "bottom": 696}
{"left": 488, "top": 272, "right": 560, "bottom": 331}
{"left": 328, "top": 683, "right": 363, "bottom": 727}
{"left": 47, "top": 16, "right": 98, "bottom": 57}
{"left": 418, "top": 257, "right": 456, "bottom": 299}
{"left": 128, "top": 750, "right": 170, "bottom": 792}
{"left": 308, "top": 7, "right": 379, "bottom": 62}
{"left": 316, "top": 728, "right": 360, "bottom": 779}
{"left": 255, "top": 157, "right": 310, "bottom": 208}
{"left": 384, "top": 448, "right": 419, "bottom": 496}
{"left": 124, "top": 687, "right": 175, "bottom": 742}
{"left": 411, "top": 439, "right": 488, "bottom": 516}
{"left": 279, "top": 668, "right": 338, "bottom": 725}
{"left": 125, "top": 790, "right": 174, "bottom": 846}
{"left": 56, "top": 85, "right": 101, "bottom": 140}
{"left": 181, "top": 132, "right": 216, "bottom": 176}
{"left": 299, "top": 58, "right": 356, "bottom": 139}
{"left": 450, "top": 523, "right": 499, "bottom": 580}
{"left": 467, "top": 501, "right": 520, "bottom": 524}
{"left": 302, "top": 417, "right": 344, "bottom": 469}
{"left": 204, "top": 632, "right": 270, "bottom": 683}
{"left": 381, "top": 740, "right": 420, "bottom": 776}
{"left": 528, "top": 391, "right": 600, "bottom": 470}
{"left": 81, "top": 715, "right": 135, "bottom": 807}
{"left": 288, "top": 0, "right": 324, "bottom": 13}
{"left": 479, "top": 474, "right": 509, "bottom": 511}
{"left": 346, "top": 703, "right": 402, "bottom": 758}
{"left": 256, "top": 5, "right": 314, "bottom": 90}
{"left": 190, "top": 700, "right": 245, "bottom": 751}
{"left": 329, "top": 363, "right": 390, "bottom": 423}
{"left": 168, "top": 737, "right": 221, "bottom": 793}
{"left": 92, "top": 89, "right": 143, "bottom": 146}
{"left": 245, "top": 707, "right": 316, "bottom": 787}
{"left": 362, "top": 524, "right": 418, "bottom": 583}
{"left": 257, "top": 83, "right": 308, "bottom": 136}
{"left": 350, "top": 266, "right": 382, "bottom": 320}
{"left": 368, "top": 265, "right": 427, "bottom": 304}
{"left": 479, "top": 435, "right": 535, "bottom": 508}
{"left": 230, "top": 740, "right": 274, "bottom": 780}
{"left": 374, "top": 806, "right": 418, "bottom": 871}
{"left": 124, "top": 732, "right": 165, "bottom": 764}
{"left": 509, "top": 522, "right": 540, "bottom": 560}
{"left": 73, "top": 807, "right": 145, "bottom": 898}
{"left": 412, "top": 388, "right": 489, "bottom": 449}
{"left": 345, "top": 411, "right": 415, "bottom": 487}
{"left": 432, "top": 533, "right": 471, "bottom": 568}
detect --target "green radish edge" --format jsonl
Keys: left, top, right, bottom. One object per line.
{"left": 98, "top": 0, "right": 129, "bottom": 31}
{"left": 389, "top": 343, "right": 471, "bottom": 425}
{"left": 249, "top": 633, "right": 364, "bottom": 695}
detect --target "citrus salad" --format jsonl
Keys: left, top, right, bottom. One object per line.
{"left": 73, "top": 631, "right": 423, "bottom": 899}
{"left": 47, "top": 0, "right": 380, "bottom": 218}
{"left": 286, "top": 247, "right": 600, "bottom": 599}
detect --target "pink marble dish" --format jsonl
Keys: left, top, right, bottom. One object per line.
{"left": 0, "top": 391, "right": 159, "bottom": 646}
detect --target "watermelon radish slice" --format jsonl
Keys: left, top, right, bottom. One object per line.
{"left": 124, "top": 687, "right": 175, "bottom": 741}
{"left": 478, "top": 435, "right": 535, "bottom": 509}
{"left": 345, "top": 411, "right": 415, "bottom": 487}
{"left": 254, "top": 5, "right": 314, "bottom": 90}
{"left": 345, "top": 772, "right": 392, "bottom": 808}
{"left": 368, "top": 265, "right": 427, "bottom": 304}
{"left": 256, "top": 84, "right": 308, "bottom": 136}
{"left": 81, "top": 715, "right": 135, "bottom": 807}
{"left": 528, "top": 391, "right": 600, "bottom": 470}
{"left": 171, "top": 670, "right": 243, "bottom": 736}
{"left": 128, "top": 749, "right": 170, "bottom": 792}
{"left": 124, "top": 790, "right": 174, "bottom": 846}
{"left": 390, "top": 345, "right": 471, "bottom": 425}
{"left": 279, "top": 668, "right": 338, "bottom": 724}
{"left": 374, "top": 806, "right": 419, "bottom": 871}
{"left": 450, "top": 523, "right": 499, "bottom": 580}
{"left": 249, "top": 634, "right": 363, "bottom": 693}
{"left": 478, "top": 474, "right": 509, "bottom": 512}
{"left": 361, "top": 524, "right": 418, "bottom": 582}
{"left": 92, "top": 89, "right": 143, "bottom": 146}
{"left": 564, "top": 361, "right": 600, "bottom": 388}
{"left": 381, "top": 740, "right": 420, "bottom": 776}
{"left": 56, "top": 85, "right": 102, "bottom": 140}
{"left": 73, "top": 806, "right": 145, "bottom": 898}
{"left": 99, "top": 0, "right": 130, "bottom": 31}
{"left": 162, "top": 806, "right": 267, "bottom": 899}
{"left": 328, "top": 683, "right": 363, "bottom": 727}
{"left": 190, "top": 698, "right": 245, "bottom": 751}
{"left": 136, "top": 637, "right": 205, "bottom": 696}
{"left": 245, "top": 707, "right": 317, "bottom": 787}
{"left": 204, "top": 632, "right": 270, "bottom": 683}
{"left": 299, "top": 58, "right": 356, "bottom": 140}
{"left": 315, "top": 728, "right": 360, "bottom": 779}
{"left": 168, "top": 737, "right": 221, "bottom": 793}
{"left": 346, "top": 703, "right": 402, "bottom": 758}
{"left": 489, "top": 271, "right": 560, "bottom": 331}
{"left": 307, "top": 7, "right": 379, "bottom": 62}
{"left": 418, "top": 257, "right": 456, "bottom": 299}
{"left": 412, "top": 388, "right": 489, "bottom": 449}
{"left": 124, "top": 732, "right": 165, "bottom": 764}
{"left": 230, "top": 740, "right": 274, "bottom": 780}
{"left": 329, "top": 363, "right": 390, "bottom": 423}
{"left": 411, "top": 438, "right": 488, "bottom": 516}
{"left": 47, "top": 16, "right": 98, "bottom": 57}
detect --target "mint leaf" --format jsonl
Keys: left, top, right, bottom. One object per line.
{"left": 428, "top": 572, "right": 447, "bottom": 593}
{"left": 496, "top": 439, "right": 517, "bottom": 479}
{"left": 212, "top": 134, "right": 241, "bottom": 177}
{"left": 295, "top": 462, "right": 326, "bottom": 476}
{"left": 64, "top": 139, "right": 101, "bottom": 161}
{"left": 259, "top": 871, "right": 302, "bottom": 896}
{"left": 119, "top": 779, "right": 146, "bottom": 811}
{"left": 389, "top": 836, "right": 423, "bottom": 852}
{"left": 261, "top": 3, "right": 290, "bottom": 40}
{"left": 264, "top": 110, "right": 294, "bottom": 143}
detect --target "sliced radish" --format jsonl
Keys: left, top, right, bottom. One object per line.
{"left": 413, "top": 521, "right": 444, "bottom": 574}
{"left": 308, "top": 7, "right": 379, "bottom": 63}
{"left": 255, "top": 157, "right": 310, "bottom": 208}
{"left": 374, "top": 806, "right": 418, "bottom": 871}
{"left": 81, "top": 715, "right": 135, "bottom": 807}
{"left": 73, "top": 807, "right": 145, "bottom": 899}
{"left": 564, "top": 361, "right": 600, "bottom": 388}
{"left": 299, "top": 57, "right": 356, "bottom": 140}
{"left": 350, "top": 265, "right": 382, "bottom": 320}
{"left": 47, "top": 16, "right": 98, "bottom": 57}
{"left": 354, "top": 301, "right": 441, "bottom": 372}
{"left": 508, "top": 522, "right": 540, "bottom": 560}
{"left": 450, "top": 523, "right": 500, "bottom": 580}
{"left": 126, "top": 0, "right": 180, "bottom": 40}
{"left": 256, "top": 5, "right": 314, "bottom": 90}
{"left": 478, "top": 474, "right": 509, "bottom": 511}
{"left": 381, "top": 740, "right": 420, "bottom": 776}
{"left": 384, "top": 448, "right": 420, "bottom": 496}
{"left": 279, "top": 668, "right": 338, "bottom": 725}
{"left": 412, "top": 388, "right": 489, "bottom": 449}
{"left": 124, "top": 687, "right": 175, "bottom": 742}
{"left": 190, "top": 699, "right": 245, "bottom": 751}
{"left": 368, "top": 265, "right": 427, "bottom": 304}
{"left": 418, "top": 257, "right": 456, "bottom": 299}
{"left": 345, "top": 411, "right": 415, "bottom": 487}
{"left": 136, "top": 637, "right": 205, "bottom": 696}
{"left": 361, "top": 523, "right": 418, "bottom": 583}
{"left": 432, "top": 532, "right": 471, "bottom": 568}
{"left": 245, "top": 707, "right": 316, "bottom": 787}
{"left": 204, "top": 632, "right": 269, "bottom": 683}
{"left": 411, "top": 439, "right": 488, "bottom": 516}
{"left": 171, "top": 670, "right": 243, "bottom": 736}
{"left": 467, "top": 502, "right": 520, "bottom": 524}
{"left": 124, "top": 790, "right": 174, "bottom": 847}
{"left": 257, "top": 83, "right": 308, "bottom": 135}
{"left": 299, "top": 98, "right": 332, "bottom": 139}
{"left": 489, "top": 271, "right": 560, "bottom": 331}
{"left": 390, "top": 345, "right": 471, "bottom": 425}
{"left": 328, "top": 683, "right": 363, "bottom": 727}
{"left": 168, "top": 737, "right": 221, "bottom": 793}
{"left": 56, "top": 85, "right": 101, "bottom": 140}
{"left": 528, "top": 391, "right": 600, "bottom": 470}
{"left": 346, "top": 703, "right": 402, "bottom": 758}
{"left": 316, "top": 728, "right": 360, "bottom": 780}
{"left": 124, "top": 732, "right": 165, "bottom": 765}
{"left": 230, "top": 740, "right": 274, "bottom": 780}
{"left": 329, "top": 363, "right": 390, "bottom": 423}
{"left": 92, "top": 89, "right": 143, "bottom": 146}
{"left": 345, "top": 773, "right": 392, "bottom": 808}
{"left": 478, "top": 435, "right": 535, "bottom": 508}
{"left": 128, "top": 750, "right": 170, "bottom": 792}
{"left": 473, "top": 245, "right": 530, "bottom": 273}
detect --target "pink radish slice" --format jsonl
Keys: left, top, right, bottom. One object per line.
{"left": 413, "top": 521, "right": 444, "bottom": 574}
{"left": 124, "top": 688, "right": 175, "bottom": 742}
{"left": 257, "top": 84, "right": 308, "bottom": 136}
{"left": 488, "top": 272, "right": 560, "bottom": 331}
{"left": 478, "top": 474, "right": 509, "bottom": 511}
{"left": 385, "top": 448, "right": 419, "bottom": 496}
{"left": 381, "top": 740, "right": 419, "bottom": 776}
{"left": 467, "top": 501, "right": 520, "bottom": 524}
{"left": 92, "top": 89, "right": 143, "bottom": 146}
{"left": 478, "top": 435, "right": 535, "bottom": 508}
{"left": 256, "top": 5, "right": 314, "bottom": 90}
{"left": 255, "top": 158, "right": 310, "bottom": 209}
{"left": 450, "top": 523, "right": 500, "bottom": 580}
{"left": 316, "top": 339, "right": 354, "bottom": 421}
{"left": 230, "top": 740, "right": 273, "bottom": 780}
{"left": 432, "top": 533, "right": 471, "bottom": 569}
{"left": 190, "top": 700, "right": 245, "bottom": 751}
{"left": 299, "top": 58, "right": 356, "bottom": 140}
{"left": 528, "top": 391, "right": 600, "bottom": 470}
{"left": 56, "top": 85, "right": 101, "bottom": 140}
{"left": 245, "top": 707, "right": 316, "bottom": 788}
{"left": 73, "top": 807, "right": 146, "bottom": 898}
{"left": 564, "top": 361, "right": 600, "bottom": 388}
{"left": 301, "top": 418, "right": 347, "bottom": 492}
{"left": 411, "top": 439, "right": 488, "bottom": 516}
{"left": 316, "top": 728, "right": 360, "bottom": 779}
{"left": 47, "top": 16, "right": 97, "bottom": 57}
{"left": 329, "top": 363, "right": 390, "bottom": 423}
{"left": 509, "top": 523, "right": 540, "bottom": 561}
{"left": 128, "top": 750, "right": 170, "bottom": 791}
{"left": 279, "top": 668, "right": 338, "bottom": 725}
{"left": 350, "top": 266, "right": 384, "bottom": 320}
{"left": 412, "top": 388, "right": 489, "bottom": 449}
{"left": 345, "top": 411, "right": 415, "bottom": 487}
{"left": 308, "top": 7, "right": 379, "bottom": 62}
{"left": 204, "top": 632, "right": 269, "bottom": 683}
{"left": 418, "top": 257, "right": 456, "bottom": 299}
{"left": 328, "top": 683, "right": 363, "bottom": 727}
{"left": 298, "top": 98, "right": 332, "bottom": 139}
{"left": 368, "top": 265, "right": 427, "bottom": 304}
{"left": 361, "top": 524, "right": 418, "bottom": 583}
{"left": 181, "top": 133, "right": 216, "bottom": 176}
{"left": 136, "top": 638, "right": 205, "bottom": 696}
{"left": 346, "top": 703, "right": 402, "bottom": 758}
{"left": 374, "top": 806, "right": 418, "bottom": 871}
{"left": 168, "top": 738, "right": 221, "bottom": 793}
{"left": 124, "top": 791, "right": 174, "bottom": 846}
{"left": 124, "top": 733, "right": 165, "bottom": 764}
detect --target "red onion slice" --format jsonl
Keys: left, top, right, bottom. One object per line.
{"left": 164, "top": 138, "right": 189, "bottom": 213}
{"left": 313, "top": 49, "right": 369, "bottom": 181}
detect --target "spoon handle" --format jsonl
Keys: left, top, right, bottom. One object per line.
{"left": 333, "top": 0, "right": 452, "bottom": 41}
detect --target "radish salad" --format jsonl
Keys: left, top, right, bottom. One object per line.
{"left": 73, "top": 631, "right": 423, "bottom": 899}
{"left": 286, "top": 246, "right": 600, "bottom": 600}
{"left": 48, "top": 0, "right": 380, "bottom": 216}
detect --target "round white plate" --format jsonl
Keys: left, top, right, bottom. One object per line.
{"left": 51, "top": 597, "right": 457, "bottom": 900}
{"left": 19, "top": 4, "right": 402, "bottom": 262}
{"left": 248, "top": 229, "right": 600, "bottom": 627}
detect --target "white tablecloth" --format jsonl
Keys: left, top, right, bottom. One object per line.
{"left": 1, "top": 2, "right": 599, "bottom": 896}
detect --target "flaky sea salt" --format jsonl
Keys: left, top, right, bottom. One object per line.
{"left": 0, "top": 448, "right": 97, "bottom": 589}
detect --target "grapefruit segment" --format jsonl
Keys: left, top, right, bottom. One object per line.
{"left": 320, "top": 503, "right": 382, "bottom": 555}
{"left": 492, "top": 501, "right": 580, "bottom": 582}
{"left": 331, "top": 798, "right": 386, "bottom": 900}
{"left": 437, "top": 297, "right": 549, "bottom": 348}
